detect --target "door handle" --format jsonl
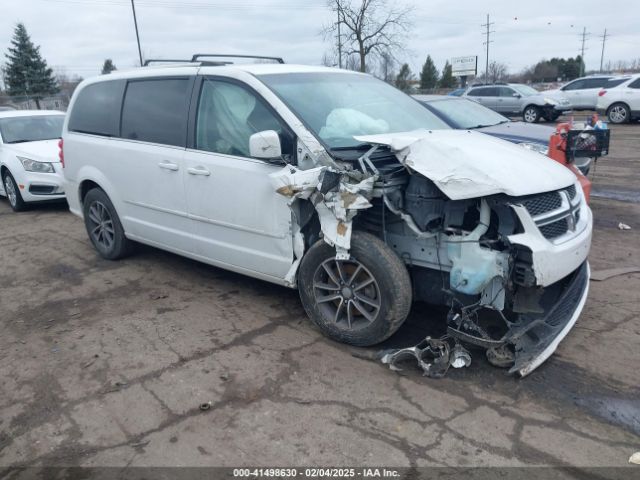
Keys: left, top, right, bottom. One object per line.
{"left": 158, "top": 161, "right": 179, "bottom": 171}
{"left": 187, "top": 167, "right": 211, "bottom": 176}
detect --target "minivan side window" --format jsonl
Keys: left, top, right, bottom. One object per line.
{"left": 195, "top": 79, "right": 293, "bottom": 159}
{"left": 121, "top": 78, "right": 190, "bottom": 147}
{"left": 68, "top": 80, "right": 124, "bottom": 136}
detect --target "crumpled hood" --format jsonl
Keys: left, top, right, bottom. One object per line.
{"left": 5, "top": 139, "right": 60, "bottom": 163}
{"left": 354, "top": 129, "right": 575, "bottom": 200}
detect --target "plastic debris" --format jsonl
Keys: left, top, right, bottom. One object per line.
{"left": 618, "top": 223, "right": 631, "bottom": 230}
{"left": 629, "top": 452, "right": 640, "bottom": 465}
{"left": 380, "top": 337, "right": 453, "bottom": 378}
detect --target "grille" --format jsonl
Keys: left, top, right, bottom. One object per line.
{"left": 566, "top": 184, "right": 576, "bottom": 199}
{"left": 522, "top": 191, "right": 562, "bottom": 216}
{"left": 539, "top": 218, "right": 568, "bottom": 239}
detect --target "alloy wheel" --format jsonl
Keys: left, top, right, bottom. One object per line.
{"left": 312, "top": 258, "right": 381, "bottom": 330}
{"left": 609, "top": 105, "right": 627, "bottom": 123}
{"left": 524, "top": 108, "right": 538, "bottom": 123}
{"left": 87, "top": 201, "right": 115, "bottom": 251}
{"left": 4, "top": 176, "right": 17, "bottom": 207}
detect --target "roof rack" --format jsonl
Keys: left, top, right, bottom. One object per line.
{"left": 191, "top": 54, "right": 285, "bottom": 64}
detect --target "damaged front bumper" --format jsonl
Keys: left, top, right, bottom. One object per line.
{"left": 508, "top": 261, "right": 590, "bottom": 376}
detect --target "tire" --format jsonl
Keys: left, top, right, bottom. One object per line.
{"left": 83, "top": 188, "right": 133, "bottom": 260}
{"left": 607, "top": 103, "right": 630, "bottom": 124}
{"left": 2, "top": 170, "right": 27, "bottom": 212}
{"left": 523, "top": 105, "right": 540, "bottom": 123}
{"left": 298, "top": 231, "right": 412, "bottom": 346}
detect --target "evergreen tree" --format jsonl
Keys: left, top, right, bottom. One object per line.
{"left": 439, "top": 61, "right": 456, "bottom": 88}
{"left": 4, "top": 23, "right": 58, "bottom": 100}
{"left": 101, "top": 59, "right": 117, "bottom": 75}
{"left": 395, "top": 63, "right": 413, "bottom": 92}
{"left": 419, "top": 55, "right": 438, "bottom": 90}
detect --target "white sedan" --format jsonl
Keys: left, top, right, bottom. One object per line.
{"left": 0, "top": 110, "right": 66, "bottom": 211}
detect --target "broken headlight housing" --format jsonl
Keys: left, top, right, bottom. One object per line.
{"left": 18, "top": 156, "right": 55, "bottom": 173}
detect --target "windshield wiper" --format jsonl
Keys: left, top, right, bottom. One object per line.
{"left": 329, "top": 143, "right": 374, "bottom": 151}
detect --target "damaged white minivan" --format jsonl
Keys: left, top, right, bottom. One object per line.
{"left": 62, "top": 57, "right": 592, "bottom": 377}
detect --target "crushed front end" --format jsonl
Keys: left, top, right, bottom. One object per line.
{"left": 350, "top": 138, "right": 592, "bottom": 377}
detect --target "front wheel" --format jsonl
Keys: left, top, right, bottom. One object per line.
{"left": 2, "top": 171, "right": 27, "bottom": 212}
{"left": 607, "top": 103, "right": 630, "bottom": 124}
{"left": 298, "top": 231, "right": 412, "bottom": 346}
{"left": 83, "top": 188, "right": 134, "bottom": 260}
{"left": 523, "top": 105, "right": 540, "bottom": 123}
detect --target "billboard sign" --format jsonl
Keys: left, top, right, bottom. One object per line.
{"left": 451, "top": 56, "right": 477, "bottom": 76}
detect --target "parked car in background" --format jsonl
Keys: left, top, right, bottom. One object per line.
{"left": 413, "top": 95, "right": 593, "bottom": 175}
{"left": 447, "top": 88, "right": 466, "bottom": 97}
{"left": 62, "top": 60, "right": 591, "bottom": 376}
{"left": 543, "top": 75, "right": 629, "bottom": 111}
{"left": 462, "top": 83, "right": 570, "bottom": 123}
{"left": 596, "top": 74, "right": 640, "bottom": 124}
{"left": 0, "top": 110, "right": 66, "bottom": 211}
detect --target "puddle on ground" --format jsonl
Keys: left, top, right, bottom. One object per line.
{"left": 592, "top": 188, "right": 640, "bottom": 204}
{"left": 576, "top": 396, "right": 640, "bottom": 436}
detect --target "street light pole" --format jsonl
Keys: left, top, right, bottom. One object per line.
{"left": 131, "top": 0, "right": 143, "bottom": 66}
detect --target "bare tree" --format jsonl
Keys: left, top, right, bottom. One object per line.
{"left": 324, "top": 0, "right": 412, "bottom": 72}
{"left": 378, "top": 50, "right": 395, "bottom": 83}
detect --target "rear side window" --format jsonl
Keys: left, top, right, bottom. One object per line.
{"left": 628, "top": 78, "right": 640, "bottom": 89}
{"left": 606, "top": 78, "right": 630, "bottom": 88}
{"left": 68, "top": 80, "right": 124, "bottom": 136}
{"left": 121, "top": 78, "right": 190, "bottom": 147}
{"left": 468, "top": 87, "right": 497, "bottom": 97}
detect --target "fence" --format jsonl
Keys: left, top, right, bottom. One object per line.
{"left": 0, "top": 93, "right": 70, "bottom": 111}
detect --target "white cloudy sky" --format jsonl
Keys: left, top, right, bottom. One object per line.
{"left": 1, "top": 0, "right": 638, "bottom": 80}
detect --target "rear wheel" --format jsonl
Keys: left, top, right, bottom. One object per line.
{"left": 607, "top": 103, "right": 630, "bottom": 124}
{"left": 83, "top": 188, "right": 133, "bottom": 260}
{"left": 298, "top": 231, "right": 412, "bottom": 346}
{"left": 523, "top": 105, "right": 540, "bottom": 123}
{"left": 2, "top": 170, "right": 27, "bottom": 212}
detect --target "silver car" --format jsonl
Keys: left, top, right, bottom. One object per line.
{"left": 463, "top": 83, "right": 570, "bottom": 123}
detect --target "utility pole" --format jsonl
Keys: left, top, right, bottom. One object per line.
{"left": 131, "top": 0, "right": 143, "bottom": 66}
{"left": 481, "top": 14, "right": 495, "bottom": 82}
{"left": 337, "top": 7, "right": 342, "bottom": 69}
{"left": 599, "top": 28, "right": 608, "bottom": 73}
{"left": 579, "top": 27, "right": 590, "bottom": 76}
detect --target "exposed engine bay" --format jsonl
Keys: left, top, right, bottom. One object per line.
{"left": 270, "top": 130, "right": 591, "bottom": 377}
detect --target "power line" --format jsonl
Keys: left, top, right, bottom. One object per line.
{"left": 481, "top": 13, "right": 495, "bottom": 81}
{"left": 599, "top": 28, "right": 609, "bottom": 72}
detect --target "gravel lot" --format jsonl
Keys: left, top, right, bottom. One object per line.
{"left": 0, "top": 122, "right": 638, "bottom": 472}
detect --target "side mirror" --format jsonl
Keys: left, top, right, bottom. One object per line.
{"left": 513, "top": 93, "right": 522, "bottom": 98}
{"left": 249, "top": 130, "right": 282, "bottom": 160}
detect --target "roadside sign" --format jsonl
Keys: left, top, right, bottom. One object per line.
{"left": 451, "top": 56, "right": 477, "bottom": 76}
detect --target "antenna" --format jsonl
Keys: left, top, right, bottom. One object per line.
{"left": 481, "top": 14, "right": 495, "bottom": 82}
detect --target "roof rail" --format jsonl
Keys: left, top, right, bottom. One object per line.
{"left": 143, "top": 59, "right": 192, "bottom": 66}
{"left": 191, "top": 54, "right": 285, "bottom": 64}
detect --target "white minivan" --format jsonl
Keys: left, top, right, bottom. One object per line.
{"left": 62, "top": 57, "right": 593, "bottom": 376}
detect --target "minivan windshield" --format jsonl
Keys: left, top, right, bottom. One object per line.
{"left": 257, "top": 72, "right": 449, "bottom": 149}
{"left": 423, "top": 98, "right": 509, "bottom": 129}
{"left": 511, "top": 85, "right": 539, "bottom": 97}
{"left": 0, "top": 115, "right": 64, "bottom": 144}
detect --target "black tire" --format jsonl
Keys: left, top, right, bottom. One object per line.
{"left": 607, "top": 102, "right": 630, "bottom": 124}
{"left": 83, "top": 188, "right": 133, "bottom": 260}
{"left": 523, "top": 105, "right": 540, "bottom": 123}
{"left": 2, "top": 170, "right": 27, "bottom": 212}
{"left": 298, "top": 231, "right": 412, "bottom": 346}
